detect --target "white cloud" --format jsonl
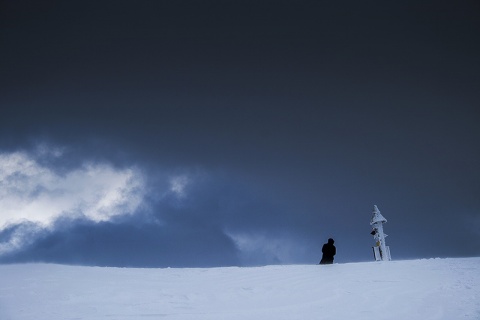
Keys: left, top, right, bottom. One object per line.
{"left": 34, "top": 142, "right": 65, "bottom": 158}
{"left": 226, "top": 231, "right": 304, "bottom": 265}
{"left": 0, "top": 222, "right": 42, "bottom": 256}
{"left": 169, "top": 175, "right": 189, "bottom": 198}
{"left": 0, "top": 150, "right": 145, "bottom": 230}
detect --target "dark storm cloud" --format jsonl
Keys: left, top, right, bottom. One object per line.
{"left": 0, "top": 170, "right": 318, "bottom": 267}
{"left": 0, "top": 1, "right": 479, "bottom": 266}
{"left": 0, "top": 219, "right": 240, "bottom": 268}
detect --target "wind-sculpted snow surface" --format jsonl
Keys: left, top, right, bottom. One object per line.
{"left": 0, "top": 258, "right": 479, "bottom": 320}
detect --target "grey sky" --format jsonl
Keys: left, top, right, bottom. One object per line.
{"left": 0, "top": 0, "right": 479, "bottom": 267}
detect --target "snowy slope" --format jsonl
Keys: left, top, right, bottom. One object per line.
{"left": 0, "top": 258, "right": 479, "bottom": 320}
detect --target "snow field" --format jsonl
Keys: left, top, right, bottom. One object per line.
{"left": 0, "top": 258, "right": 479, "bottom": 320}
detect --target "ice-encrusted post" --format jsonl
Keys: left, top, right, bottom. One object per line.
{"left": 370, "top": 205, "right": 391, "bottom": 261}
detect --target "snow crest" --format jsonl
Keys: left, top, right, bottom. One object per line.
{"left": 0, "top": 258, "right": 479, "bottom": 320}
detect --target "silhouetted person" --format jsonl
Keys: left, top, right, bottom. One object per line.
{"left": 319, "top": 238, "right": 336, "bottom": 264}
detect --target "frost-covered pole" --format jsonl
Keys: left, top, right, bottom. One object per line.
{"left": 370, "top": 205, "right": 391, "bottom": 261}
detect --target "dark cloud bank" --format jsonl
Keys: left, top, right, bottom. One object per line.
{"left": 0, "top": 0, "right": 479, "bottom": 267}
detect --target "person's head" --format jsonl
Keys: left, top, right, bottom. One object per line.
{"left": 328, "top": 238, "right": 334, "bottom": 244}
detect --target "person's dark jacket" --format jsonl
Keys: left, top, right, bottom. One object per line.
{"left": 320, "top": 238, "right": 336, "bottom": 264}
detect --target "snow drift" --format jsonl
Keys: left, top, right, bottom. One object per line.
{"left": 0, "top": 258, "right": 479, "bottom": 320}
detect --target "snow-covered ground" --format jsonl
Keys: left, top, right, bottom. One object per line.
{"left": 1, "top": 258, "right": 479, "bottom": 320}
